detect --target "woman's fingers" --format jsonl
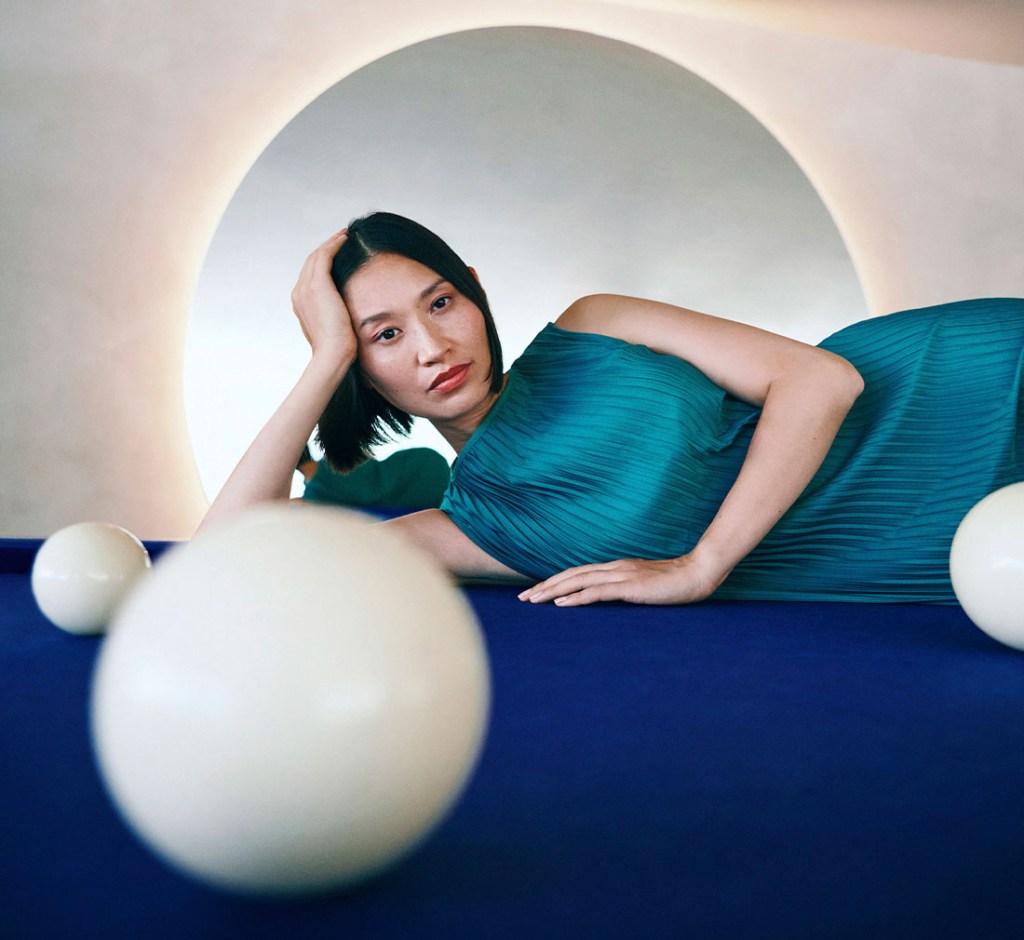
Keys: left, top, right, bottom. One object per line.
{"left": 309, "top": 229, "right": 348, "bottom": 276}
{"left": 290, "top": 228, "right": 357, "bottom": 360}
{"left": 293, "top": 229, "right": 348, "bottom": 302}
{"left": 518, "top": 562, "right": 632, "bottom": 604}
{"left": 518, "top": 556, "right": 711, "bottom": 607}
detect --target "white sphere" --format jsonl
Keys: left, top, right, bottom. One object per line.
{"left": 90, "top": 505, "right": 490, "bottom": 896}
{"left": 949, "top": 482, "right": 1024, "bottom": 651}
{"left": 32, "top": 522, "right": 152, "bottom": 635}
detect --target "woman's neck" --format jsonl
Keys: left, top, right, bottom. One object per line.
{"left": 432, "top": 374, "right": 508, "bottom": 454}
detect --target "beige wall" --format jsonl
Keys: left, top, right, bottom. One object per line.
{"left": 614, "top": 0, "right": 1024, "bottom": 65}
{"left": 2, "top": 0, "right": 1022, "bottom": 538}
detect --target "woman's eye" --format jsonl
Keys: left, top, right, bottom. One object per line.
{"left": 431, "top": 295, "right": 451, "bottom": 312}
{"left": 376, "top": 328, "right": 399, "bottom": 343}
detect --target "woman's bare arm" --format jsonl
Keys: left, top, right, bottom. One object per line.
{"left": 521, "top": 294, "right": 864, "bottom": 605}
{"left": 196, "top": 230, "right": 356, "bottom": 535}
{"left": 383, "top": 509, "right": 529, "bottom": 583}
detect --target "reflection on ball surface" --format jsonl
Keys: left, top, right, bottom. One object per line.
{"left": 949, "top": 482, "right": 1024, "bottom": 651}
{"left": 31, "top": 522, "right": 152, "bottom": 635}
{"left": 90, "top": 505, "right": 490, "bottom": 896}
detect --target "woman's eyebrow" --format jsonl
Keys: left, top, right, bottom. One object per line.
{"left": 419, "top": 277, "right": 448, "bottom": 299}
{"left": 358, "top": 278, "right": 450, "bottom": 330}
{"left": 357, "top": 312, "right": 393, "bottom": 330}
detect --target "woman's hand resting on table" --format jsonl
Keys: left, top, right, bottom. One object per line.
{"left": 518, "top": 553, "right": 725, "bottom": 607}
{"left": 290, "top": 229, "right": 358, "bottom": 366}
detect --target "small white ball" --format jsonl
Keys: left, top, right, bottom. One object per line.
{"left": 90, "top": 505, "right": 490, "bottom": 896}
{"left": 31, "top": 522, "right": 152, "bottom": 635}
{"left": 950, "top": 482, "right": 1024, "bottom": 651}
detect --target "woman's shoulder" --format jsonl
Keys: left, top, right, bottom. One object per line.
{"left": 553, "top": 294, "right": 629, "bottom": 336}
{"left": 517, "top": 311, "right": 632, "bottom": 369}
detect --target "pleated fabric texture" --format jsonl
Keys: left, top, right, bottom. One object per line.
{"left": 440, "top": 298, "right": 1024, "bottom": 602}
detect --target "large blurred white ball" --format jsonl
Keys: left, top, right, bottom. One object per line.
{"left": 91, "top": 505, "right": 490, "bottom": 896}
{"left": 949, "top": 482, "right": 1024, "bottom": 651}
{"left": 32, "top": 522, "right": 152, "bottom": 635}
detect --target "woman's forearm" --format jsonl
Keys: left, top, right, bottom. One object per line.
{"left": 196, "top": 352, "right": 352, "bottom": 535}
{"left": 689, "top": 355, "right": 864, "bottom": 588}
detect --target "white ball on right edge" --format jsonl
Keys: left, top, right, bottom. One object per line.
{"left": 950, "top": 482, "right": 1024, "bottom": 651}
{"left": 91, "top": 504, "right": 490, "bottom": 896}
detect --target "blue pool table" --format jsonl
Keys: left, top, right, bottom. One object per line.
{"left": 2, "top": 538, "right": 1022, "bottom": 938}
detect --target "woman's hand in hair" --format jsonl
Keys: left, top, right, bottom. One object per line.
{"left": 518, "top": 553, "right": 724, "bottom": 607}
{"left": 291, "top": 229, "right": 358, "bottom": 367}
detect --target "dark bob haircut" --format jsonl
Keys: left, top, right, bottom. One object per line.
{"left": 315, "top": 212, "right": 504, "bottom": 472}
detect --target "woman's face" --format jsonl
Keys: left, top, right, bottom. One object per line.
{"left": 343, "top": 252, "right": 498, "bottom": 443}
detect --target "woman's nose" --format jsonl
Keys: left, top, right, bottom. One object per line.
{"left": 416, "top": 322, "right": 450, "bottom": 364}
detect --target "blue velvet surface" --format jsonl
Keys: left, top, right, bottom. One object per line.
{"left": 2, "top": 540, "right": 1023, "bottom": 939}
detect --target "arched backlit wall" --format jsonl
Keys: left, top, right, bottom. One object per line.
{"left": 2, "top": 0, "right": 1022, "bottom": 538}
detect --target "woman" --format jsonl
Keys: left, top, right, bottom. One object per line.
{"left": 201, "top": 212, "right": 1023, "bottom": 606}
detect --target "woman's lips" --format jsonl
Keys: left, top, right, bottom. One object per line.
{"left": 430, "top": 363, "right": 471, "bottom": 393}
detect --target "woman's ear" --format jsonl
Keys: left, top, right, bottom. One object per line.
{"left": 467, "top": 266, "right": 488, "bottom": 301}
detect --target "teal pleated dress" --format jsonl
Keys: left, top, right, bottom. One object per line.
{"left": 439, "top": 298, "right": 1024, "bottom": 602}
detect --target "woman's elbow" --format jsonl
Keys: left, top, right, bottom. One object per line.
{"left": 826, "top": 353, "right": 864, "bottom": 407}
{"left": 842, "top": 358, "right": 865, "bottom": 402}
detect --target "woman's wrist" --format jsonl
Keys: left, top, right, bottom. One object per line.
{"left": 308, "top": 344, "right": 356, "bottom": 383}
{"left": 685, "top": 540, "right": 734, "bottom": 594}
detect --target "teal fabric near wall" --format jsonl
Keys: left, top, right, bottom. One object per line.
{"left": 441, "top": 298, "right": 1024, "bottom": 601}
{"left": 303, "top": 448, "right": 450, "bottom": 510}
